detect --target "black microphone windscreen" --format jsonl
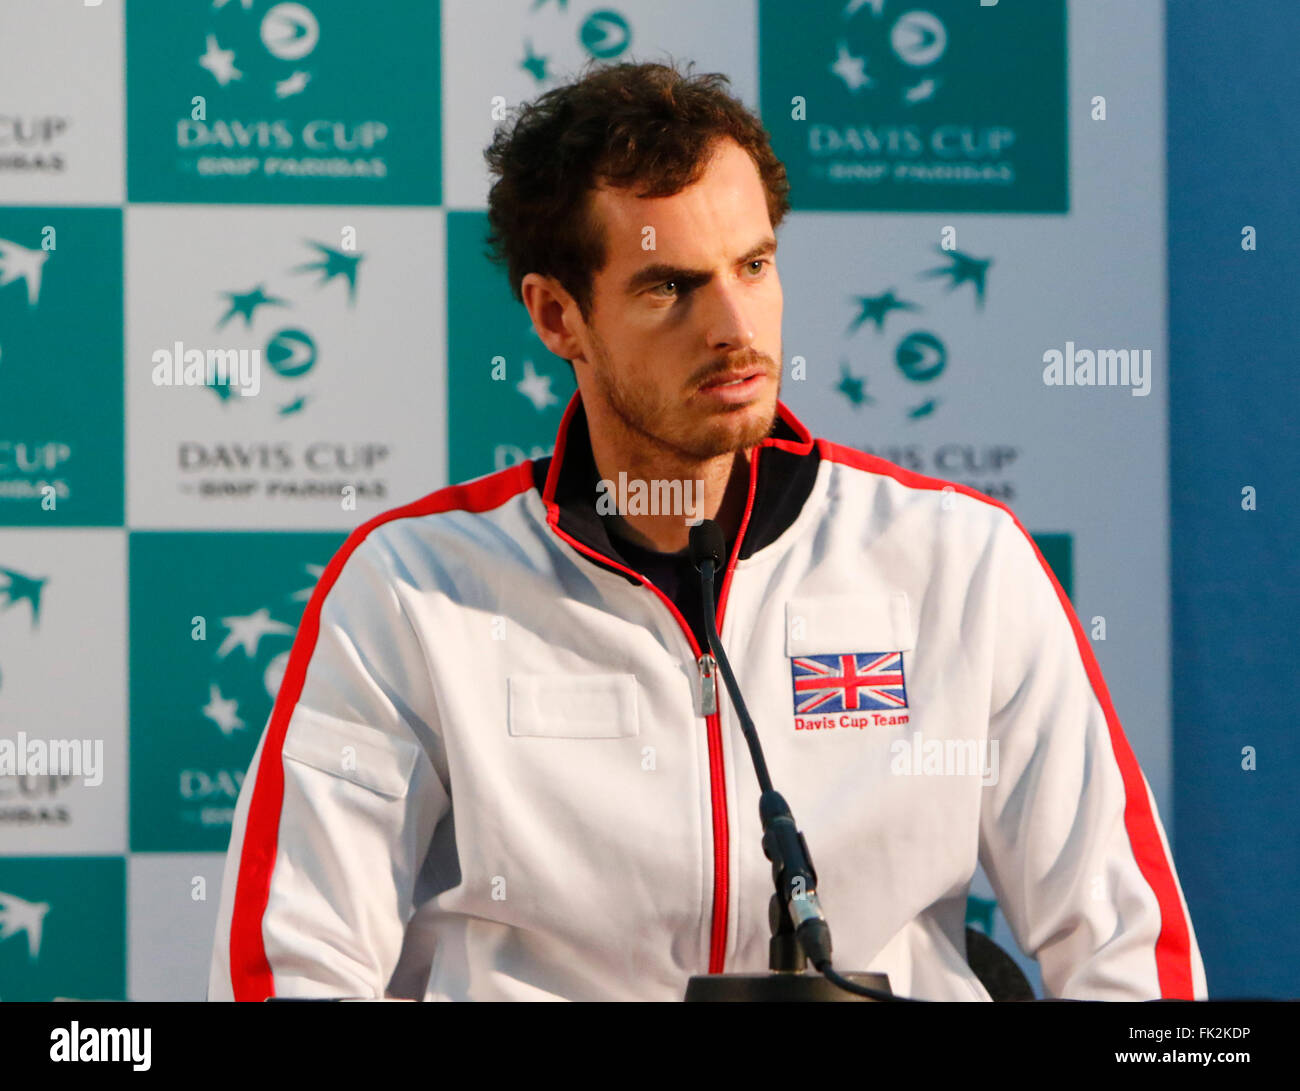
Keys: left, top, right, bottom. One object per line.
{"left": 689, "top": 519, "right": 727, "bottom": 572}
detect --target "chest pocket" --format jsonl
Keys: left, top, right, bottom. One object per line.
{"left": 785, "top": 591, "right": 914, "bottom": 657}
{"left": 507, "top": 673, "right": 640, "bottom": 739}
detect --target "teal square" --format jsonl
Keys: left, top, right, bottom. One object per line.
{"left": 129, "top": 530, "right": 345, "bottom": 853}
{"left": 1030, "top": 532, "right": 1073, "bottom": 601}
{"left": 760, "top": 0, "right": 1068, "bottom": 212}
{"left": 0, "top": 207, "right": 123, "bottom": 527}
{"left": 0, "top": 856, "right": 126, "bottom": 1001}
{"left": 446, "top": 211, "right": 575, "bottom": 484}
{"left": 126, "top": 0, "right": 441, "bottom": 205}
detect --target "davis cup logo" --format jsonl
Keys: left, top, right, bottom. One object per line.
{"left": 126, "top": 0, "right": 441, "bottom": 204}
{"left": 835, "top": 243, "right": 993, "bottom": 422}
{"left": 759, "top": 0, "right": 1068, "bottom": 212}
{"left": 201, "top": 1, "right": 321, "bottom": 97}
{"left": 831, "top": 0, "right": 949, "bottom": 107}
{"left": 791, "top": 651, "right": 911, "bottom": 730}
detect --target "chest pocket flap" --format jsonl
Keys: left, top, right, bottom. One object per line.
{"left": 508, "top": 673, "right": 639, "bottom": 739}
{"left": 785, "top": 591, "right": 914, "bottom": 657}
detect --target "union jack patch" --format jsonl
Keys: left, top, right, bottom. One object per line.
{"left": 790, "top": 652, "right": 908, "bottom": 714}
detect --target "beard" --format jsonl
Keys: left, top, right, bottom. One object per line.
{"left": 587, "top": 327, "right": 782, "bottom": 462}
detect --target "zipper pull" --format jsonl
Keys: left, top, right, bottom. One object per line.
{"left": 697, "top": 653, "right": 718, "bottom": 716}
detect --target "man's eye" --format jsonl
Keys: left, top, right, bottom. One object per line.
{"left": 651, "top": 280, "right": 678, "bottom": 298}
{"left": 745, "top": 259, "right": 769, "bottom": 276}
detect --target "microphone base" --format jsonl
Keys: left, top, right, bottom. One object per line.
{"left": 684, "top": 971, "right": 891, "bottom": 1002}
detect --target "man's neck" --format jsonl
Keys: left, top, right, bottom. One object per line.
{"left": 590, "top": 429, "right": 753, "bottom": 554}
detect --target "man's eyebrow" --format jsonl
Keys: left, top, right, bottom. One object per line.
{"left": 623, "top": 235, "right": 778, "bottom": 295}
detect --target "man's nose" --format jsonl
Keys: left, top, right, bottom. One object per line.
{"left": 701, "top": 281, "right": 756, "bottom": 351}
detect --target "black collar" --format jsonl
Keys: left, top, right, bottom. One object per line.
{"left": 531, "top": 393, "right": 821, "bottom": 583}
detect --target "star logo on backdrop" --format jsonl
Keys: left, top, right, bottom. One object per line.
{"left": 0, "top": 891, "right": 51, "bottom": 961}
{"left": 199, "top": 564, "right": 327, "bottom": 738}
{"left": 202, "top": 683, "right": 246, "bottom": 736}
{"left": 907, "top": 398, "right": 939, "bottom": 420}
{"left": 217, "top": 607, "right": 295, "bottom": 659}
{"left": 836, "top": 363, "right": 871, "bottom": 406}
{"left": 921, "top": 247, "right": 992, "bottom": 309}
{"left": 199, "top": 1, "right": 321, "bottom": 96}
{"left": 275, "top": 70, "right": 311, "bottom": 98}
{"left": 204, "top": 239, "right": 365, "bottom": 419}
{"left": 217, "top": 284, "right": 289, "bottom": 329}
{"left": 0, "top": 566, "right": 47, "bottom": 695}
{"left": 199, "top": 34, "right": 243, "bottom": 86}
{"left": 830, "top": 41, "right": 874, "bottom": 93}
{"left": 520, "top": 40, "right": 549, "bottom": 82}
{"left": 844, "top": 0, "right": 886, "bottom": 17}
{"left": 0, "top": 239, "right": 49, "bottom": 307}
{"left": 0, "top": 568, "right": 45, "bottom": 627}
{"left": 904, "top": 77, "right": 937, "bottom": 105}
{"left": 290, "top": 564, "right": 327, "bottom": 602}
{"left": 847, "top": 290, "right": 919, "bottom": 334}
{"left": 830, "top": 0, "right": 947, "bottom": 106}
{"left": 516, "top": 359, "right": 559, "bottom": 412}
{"left": 518, "top": 3, "right": 633, "bottom": 88}
{"left": 836, "top": 246, "right": 993, "bottom": 421}
{"left": 293, "top": 242, "right": 363, "bottom": 304}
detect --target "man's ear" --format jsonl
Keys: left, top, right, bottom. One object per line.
{"left": 521, "top": 273, "right": 585, "bottom": 362}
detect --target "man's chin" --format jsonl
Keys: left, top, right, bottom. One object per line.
{"left": 689, "top": 398, "right": 778, "bottom": 458}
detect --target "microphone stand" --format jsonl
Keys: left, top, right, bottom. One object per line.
{"left": 683, "top": 521, "right": 912, "bottom": 1003}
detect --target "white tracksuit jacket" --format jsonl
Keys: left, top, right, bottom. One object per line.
{"left": 208, "top": 394, "right": 1206, "bottom": 1001}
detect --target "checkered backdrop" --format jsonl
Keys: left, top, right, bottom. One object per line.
{"left": 0, "top": 0, "right": 1168, "bottom": 1000}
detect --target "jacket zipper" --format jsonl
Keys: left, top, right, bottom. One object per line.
{"left": 540, "top": 544, "right": 734, "bottom": 973}
{"left": 543, "top": 448, "right": 765, "bottom": 975}
{"left": 697, "top": 654, "right": 718, "bottom": 715}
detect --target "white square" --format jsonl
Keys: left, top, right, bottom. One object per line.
{"left": 0, "top": 0, "right": 125, "bottom": 206}
{"left": 125, "top": 205, "right": 447, "bottom": 530}
{"left": 0, "top": 528, "right": 127, "bottom": 855}
{"left": 128, "top": 852, "right": 226, "bottom": 1000}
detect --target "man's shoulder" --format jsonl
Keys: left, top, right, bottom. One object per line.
{"left": 813, "top": 436, "right": 1013, "bottom": 531}
{"left": 363, "top": 461, "right": 538, "bottom": 537}
{"left": 318, "top": 461, "right": 541, "bottom": 586}
{"left": 811, "top": 435, "right": 1063, "bottom": 619}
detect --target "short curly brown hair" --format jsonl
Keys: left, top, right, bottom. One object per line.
{"left": 484, "top": 60, "right": 791, "bottom": 322}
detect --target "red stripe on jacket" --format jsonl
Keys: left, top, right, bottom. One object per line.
{"left": 227, "top": 463, "right": 535, "bottom": 1001}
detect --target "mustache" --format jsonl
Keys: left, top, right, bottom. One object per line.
{"left": 689, "top": 350, "right": 780, "bottom": 387}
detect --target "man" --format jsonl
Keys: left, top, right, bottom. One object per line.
{"left": 208, "top": 62, "right": 1205, "bottom": 1001}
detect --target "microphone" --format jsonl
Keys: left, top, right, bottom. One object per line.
{"left": 688, "top": 520, "right": 903, "bottom": 1001}
{"left": 689, "top": 518, "right": 727, "bottom": 573}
